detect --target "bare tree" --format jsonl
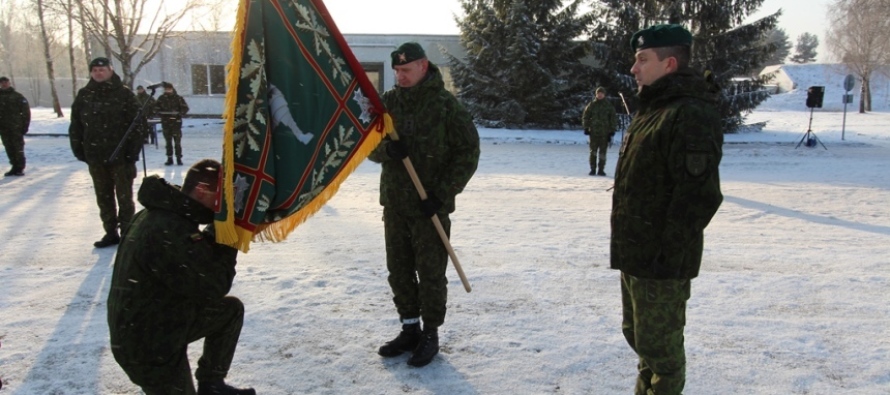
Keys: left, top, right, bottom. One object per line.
{"left": 826, "top": 0, "right": 890, "bottom": 113}
{"left": 76, "top": 0, "right": 210, "bottom": 88}
{"left": 0, "top": 0, "right": 17, "bottom": 80}
{"left": 36, "top": 0, "right": 64, "bottom": 116}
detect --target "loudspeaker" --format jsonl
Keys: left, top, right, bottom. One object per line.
{"left": 806, "top": 86, "right": 825, "bottom": 108}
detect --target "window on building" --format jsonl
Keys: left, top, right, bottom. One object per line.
{"left": 361, "top": 62, "right": 384, "bottom": 93}
{"left": 191, "top": 64, "right": 226, "bottom": 95}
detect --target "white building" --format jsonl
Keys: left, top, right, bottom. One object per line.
{"left": 126, "top": 32, "right": 466, "bottom": 117}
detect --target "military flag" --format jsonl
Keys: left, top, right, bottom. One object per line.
{"left": 215, "top": 0, "right": 391, "bottom": 251}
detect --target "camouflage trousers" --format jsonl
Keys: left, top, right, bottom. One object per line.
{"left": 383, "top": 208, "right": 450, "bottom": 329}
{"left": 88, "top": 162, "right": 136, "bottom": 236}
{"left": 588, "top": 135, "right": 609, "bottom": 171}
{"left": 0, "top": 130, "right": 25, "bottom": 170}
{"left": 119, "top": 297, "right": 245, "bottom": 394}
{"left": 620, "top": 272, "right": 691, "bottom": 395}
{"left": 162, "top": 127, "right": 183, "bottom": 158}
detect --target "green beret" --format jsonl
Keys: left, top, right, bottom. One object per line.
{"left": 89, "top": 57, "right": 111, "bottom": 70}
{"left": 630, "top": 24, "right": 692, "bottom": 52}
{"left": 391, "top": 42, "right": 426, "bottom": 67}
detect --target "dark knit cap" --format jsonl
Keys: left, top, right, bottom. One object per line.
{"left": 390, "top": 42, "right": 426, "bottom": 67}
{"left": 89, "top": 57, "right": 111, "bottom": 70}
{"left": 0, "top": 76, "right": 8, "bottom": 83}
{"left": 162, "top": 82, "right": 174, "bottom": 89}
{"left": 630, "top": 24, "right": 693, "bottom": 52}
{"left": 595, "top": 86, "right": 606, "bottom": 94}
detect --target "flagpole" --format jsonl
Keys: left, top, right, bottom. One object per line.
{"left": 389, "top": 130, "right": 472, "bottom": 293}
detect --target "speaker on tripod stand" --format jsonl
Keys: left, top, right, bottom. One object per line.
{"left": 796, "top": 86, "right": 828, "bottom": 150}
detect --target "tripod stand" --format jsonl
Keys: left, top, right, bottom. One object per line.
{"left": 795, "top": 106, "right": 827, "bottom": 150}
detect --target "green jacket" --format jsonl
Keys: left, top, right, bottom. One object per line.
{"left": 0, "top": 86, "right": 30, "bottom": 135}
{"left": 69, "top": 73, "right": 144, "bottom": 164}
{"left": 368, "top": 63, "right": 480, "bottom": 216}
{"left": 581, "top": 98, "right": 617, "bottom": 138}
{"left": 135, "top": 91, "right": 156, "bottom": 118}
{"left": 107, "top": 175, "right": 238, "bottom": 381}
{"left": 610, "top": 68, "right": 723, "bottom": 280}
{"left": 154, "top": 90, "right": 189, "bottom": 129}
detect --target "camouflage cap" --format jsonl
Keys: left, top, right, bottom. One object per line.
{"left": 595, "top": 86, "right": 606, "bottom": 94}
{"left": 162, "top": 81, "right": 174, "bottom": 89}
{"left": 630, "top": 24, "right": 692, "bottom": 52}
{"left": 136, "top": 85, "right": 145, "bottom": 90}
{"left": 391, "top": 42, "right": 426, "bottom": 68}
{"left": 89, "top": 57, "right": 112, "bottom": 70}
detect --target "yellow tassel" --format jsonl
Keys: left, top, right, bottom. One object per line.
{"left": 215, "top": 0, "right": 249, "bottom": 249}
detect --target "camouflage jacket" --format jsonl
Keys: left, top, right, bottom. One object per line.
{"left": 581, "top": 98, "right": 617, "bottom": 138}
{"left": 610, "top": 68, "right": 723, "bottom": 280}
{"left": 135, "top": 91, "right": 156, "bottom": 118}
{"left": 0, "top": 87, "right": 30, "bottom": 135}
{"left": 107, "top": 175, "right": 238, "bottom": 380}
{"left": 368, "top": 63, "right": 480, "bottom": 216}
{"left": 154, "top": 91, "right": 189, "bottom": 128}
{"left": 69, "top": 73, "right": 144, "bottom": 165}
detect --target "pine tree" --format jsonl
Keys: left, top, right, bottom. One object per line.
{"left": 449, "top": 0, "right": 595, "bottom": 128}
{"left": 762, "top": 28, "right": 792, "bottom": 65}
{"left": 588, "top": 0, "right": 781, "bottom": 132}
{"left": 790, "top": 33, "right": 819, "bottom": 64}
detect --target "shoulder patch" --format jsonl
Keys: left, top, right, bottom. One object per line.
{"left": 685, "top": 152, "right": 708, "bottom": 176}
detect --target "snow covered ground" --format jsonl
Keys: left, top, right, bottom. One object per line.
{"left": 1, "top": 88, "right": 889, "bottom": 394}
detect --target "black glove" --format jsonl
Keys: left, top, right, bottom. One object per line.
{"left": 583, "top": 128, "right": 590, "bottom": 136}
{"left": 385, "top": 140, "right": 409, "bottom": 160}
{"left": 419, "top": 194, "right": 443, "bottom": 218}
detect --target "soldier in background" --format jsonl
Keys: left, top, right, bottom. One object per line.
{"left": 581, "top": 86, "right": 618, "bottom": 176}
{"left": 368, "top": 42, "right": 480, "bottom": 368}
{"left": 610, "top": 24, "right": 723, "bottom": 395}
{"left": 107, "top": 159, "right": 255, "bottom": 395}
{"left": 0, "top": 76, "right": 31, "bottom": 176}
{"left": 69, "top": 57, "right": 145, "bottom": 248}
{"left": 135, "top": 85, "right": 157, "bottom": 145}
{"left": 154, "top": 82, "right": 189, "bottom": 165}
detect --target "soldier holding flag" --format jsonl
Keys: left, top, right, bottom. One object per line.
{"left": 368, "top": 42, "right": 480, "bottom": 368}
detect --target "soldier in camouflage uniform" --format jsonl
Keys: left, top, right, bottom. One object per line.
{"left": 0, "top": 76, "right": 30, "bottom": 176}
{"left": 154, "top": 82, "right": 189, "bottom": 165}
{"left": 107, "top": 159, "right": 255, "bottom": 395}
{"left": 581, "top": 86, "right": 618, "bottom": 176}
{"left": 69, "top": 57, "right": 145, "bottom": 248}
{"left": 135, "top": 85, "right": 157, "bottom": 145}
{"left": 368, "top": 42, "right": 480, "bottom": 368}
{"left": 611, "top": 25, "right": 723, "bottom": 395}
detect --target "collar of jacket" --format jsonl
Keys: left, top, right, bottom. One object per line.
{"left": 137, "top": 175, "right": 215, "bottom": 225}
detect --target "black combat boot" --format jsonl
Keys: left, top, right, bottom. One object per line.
{"left": 407, "top": 327, "right": 439, "bottom": 367}
{"left": 176, "top": 157, "right": 183, "bottom": 165}
{"left": 197, "top": 379, "right": 256, "bottom": 395}
{"left": 164, "top": 156, "right": 174, "bottom": 165}
{"left": 4, "top": 167, "right": 24, "bottom": 176}
{"left": 597, "top": 169, "right": 606, "bottom": 176}
{"left": 588, "top": 169, "right": 596, "bottom": 176}
{"left": 378, "top": 322, "right": 421, "bottom": 357}
{"left": 93, "top": 233, "right": 121, "bottom": 248}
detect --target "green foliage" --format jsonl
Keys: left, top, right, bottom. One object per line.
{"left": 448, "top": 0, "right": 596, "bottom": 128}
{"left": 790, "top": 32, "right": 819, "bottom": 64}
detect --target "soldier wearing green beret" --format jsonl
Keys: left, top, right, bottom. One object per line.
{"left": 581, "top": 86, "right": 618, "bottom": 176}
{"left": 368, "top": 42, "right": 480, "bottom": 368}
{"left": 611, "top": 24, "right": 723, "bottom": 395}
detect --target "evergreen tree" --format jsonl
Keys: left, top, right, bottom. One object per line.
{"left": 449, "top": 0, "right": 595, "bottom": 128}
{"left": 762, "top": 28, "right": 792, "bottom": 65}
{"left": 588, "top": 0, "right": 781, "bottom": 132}
{"left": 790, "top": 32, "right": 819, "bottom": 64}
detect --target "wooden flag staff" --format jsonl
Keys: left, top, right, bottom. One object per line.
{"left": 389, "top": 130, "right": 472, "bottom": 293}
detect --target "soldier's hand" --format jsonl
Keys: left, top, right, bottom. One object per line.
{"left": 583, "top": 128, "right": 590, "bottom": 136}
{"left": 419, "top": 194, "right": 443, "bottom": 218}
{"left": 385, "top": 140, "right": 409, "bottom": 160}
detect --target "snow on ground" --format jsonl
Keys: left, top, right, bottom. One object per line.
{"left": 1, "top": 89, "right": 889, "bottom": 394}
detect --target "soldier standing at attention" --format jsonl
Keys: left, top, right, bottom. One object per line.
{"left": 611, "top": 24, "right": 723, "bottom": 395}
{"left": 581, "top": 86, "right": 618, "bottom": 176}
{"left": 367, "top": 42, "right": 480, "bottom": 368}
{"left": 0, "top": 76, "right": 31, "bottom": 176}
{"left": 154, "top": 82, "right": 189, "bottom": 165}
{"left": 107, "top": 159, "right": 255, "bottom": 395}
{"left": 69, "top": 57, "right": 145, "bottom": 248}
